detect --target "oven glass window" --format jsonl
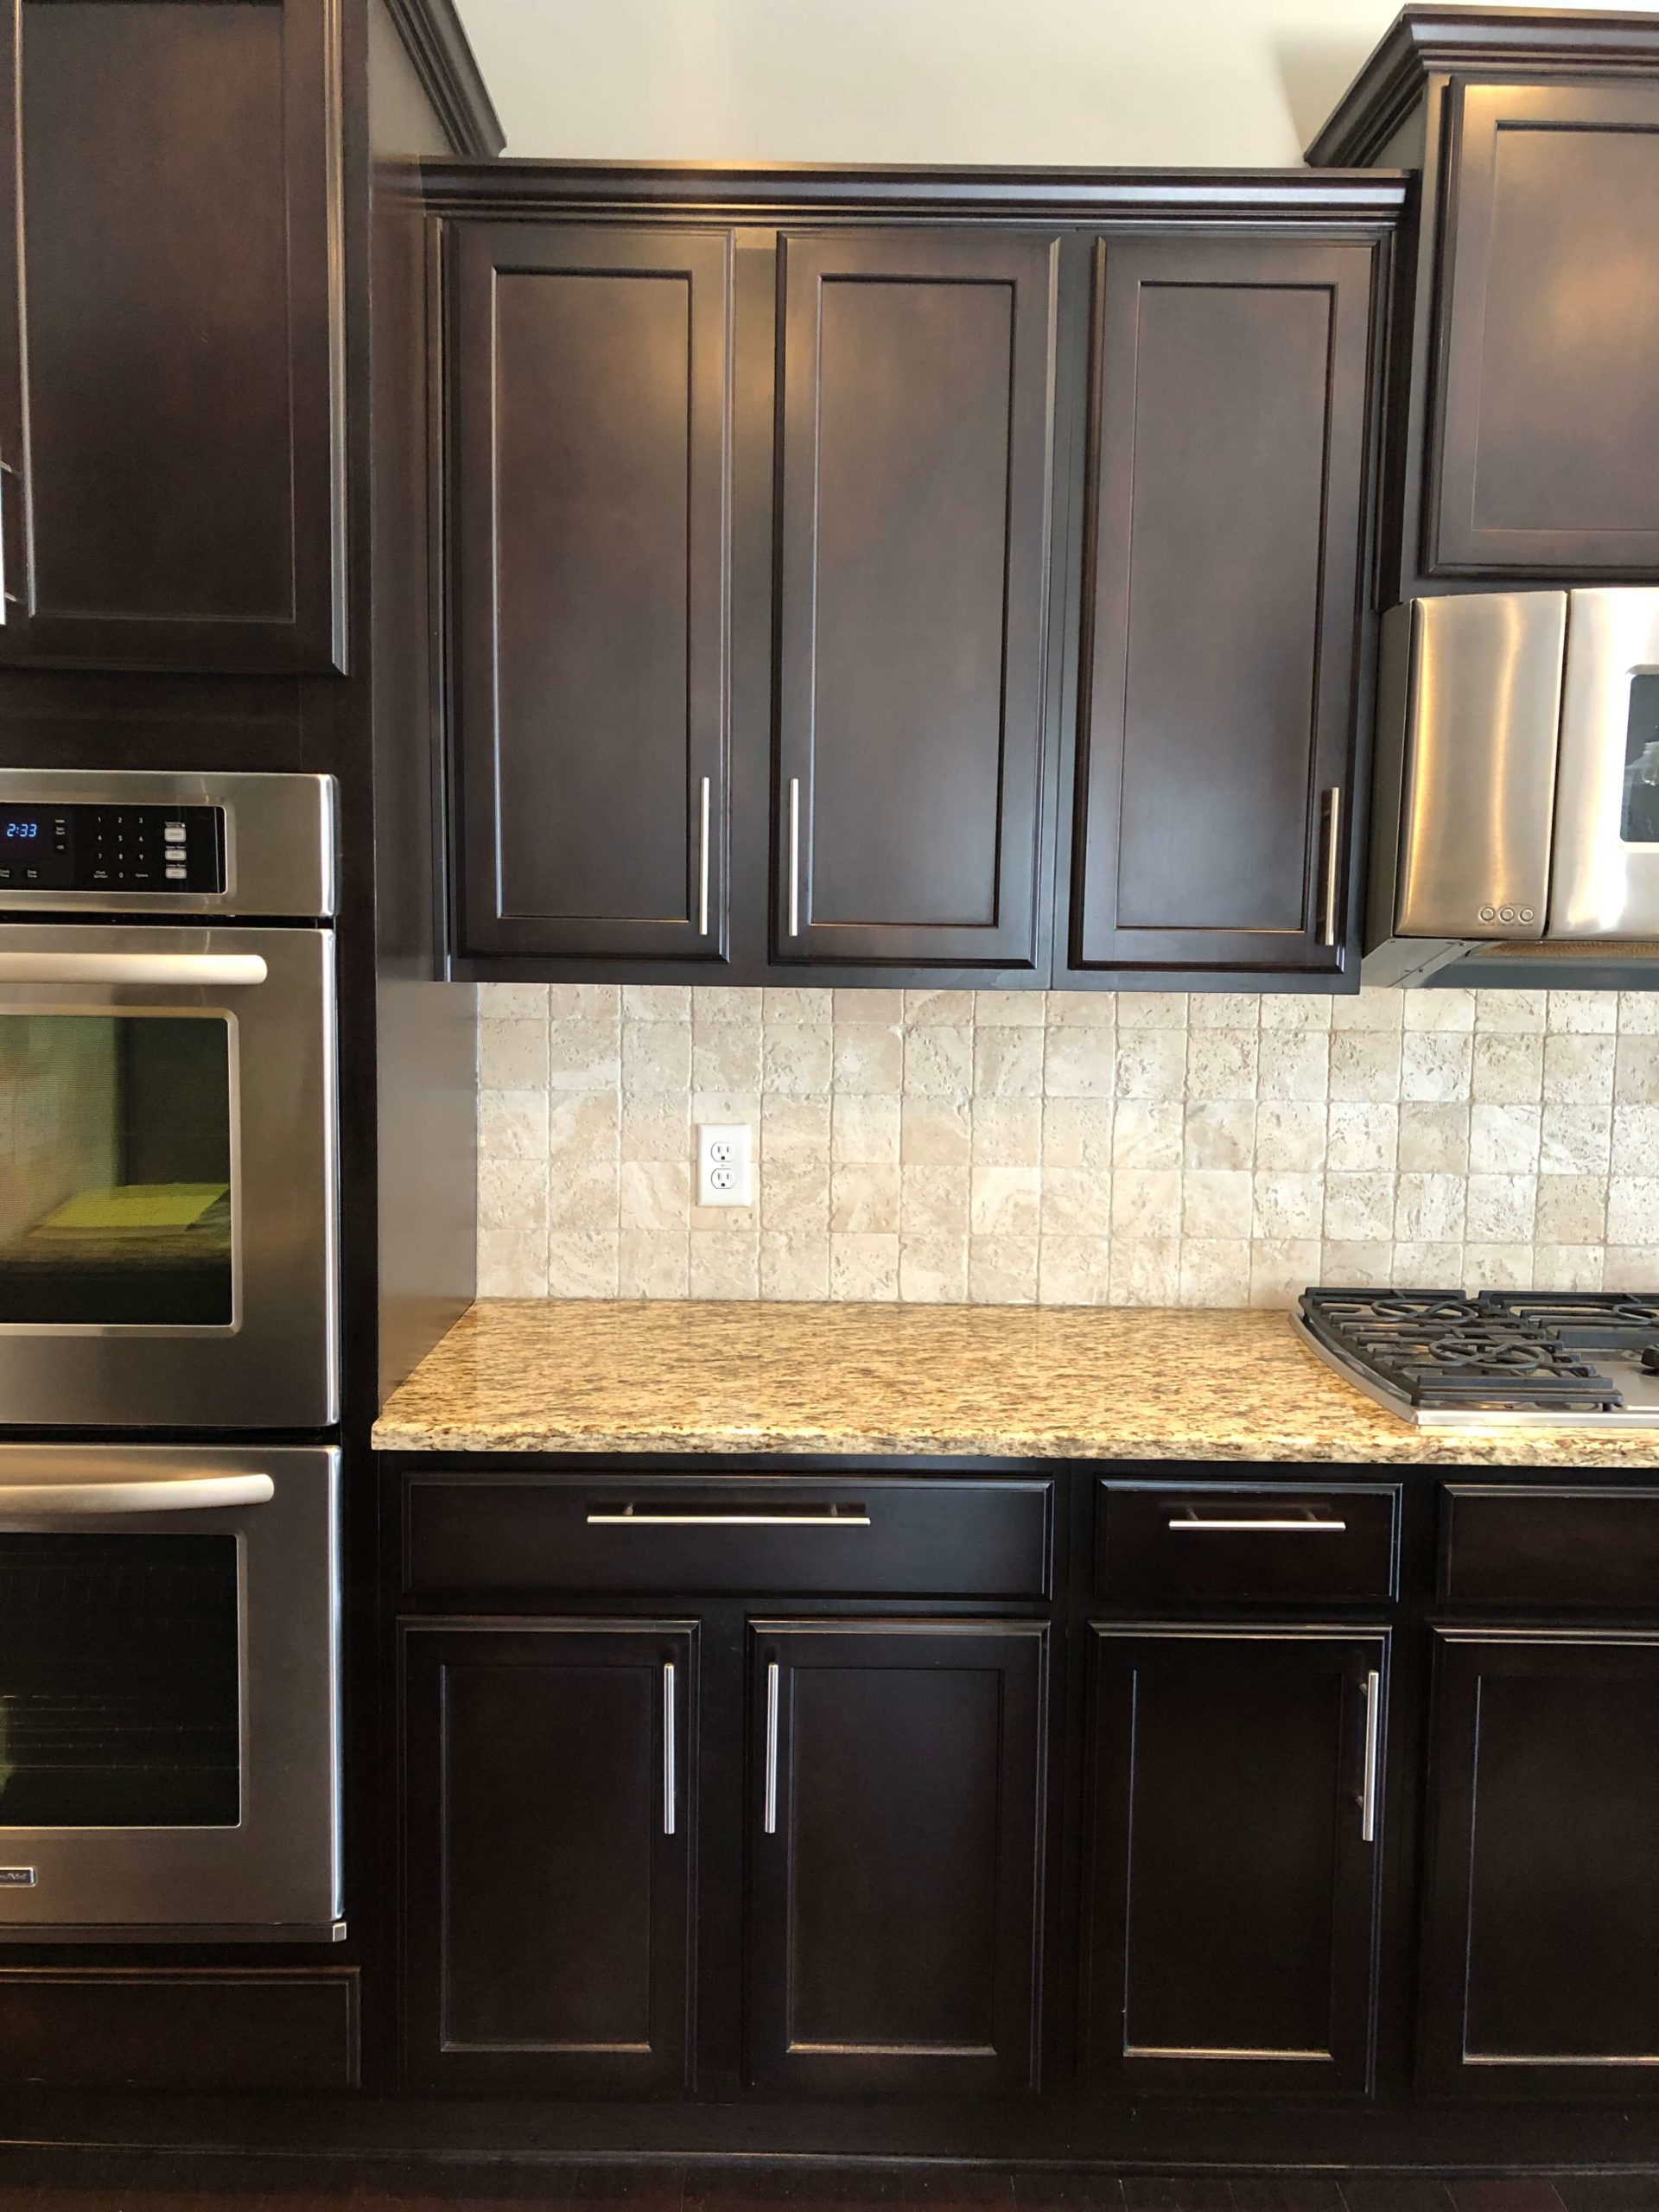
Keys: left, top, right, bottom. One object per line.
{"left": 0, "top": 1015, "right": 232, "bottom": 1325}
{"left": 1624, "top": 674, "right": 1659, "bottom": 845}
{"left": 0, "top": 1533, "right": 239, "bottom": 1827}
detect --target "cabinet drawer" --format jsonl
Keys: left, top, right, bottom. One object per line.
{"left": 404, "top": 1476, "right": 1052, "bottom": 1600}
{"left": 1096, "top": 1483, "right": 1397, "bottom": 1605}
{"left": 1441, "top": 1486, "right": 1659, "bottom": 1610}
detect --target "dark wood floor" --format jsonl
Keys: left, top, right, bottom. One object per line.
{"left": 0, "top": 2165, "right": 1651, "bottom": 2212}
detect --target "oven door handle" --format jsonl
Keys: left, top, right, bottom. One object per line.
{"left": 0, "top": 951, "right": 268, "bottom": 988}
{"left": 0, "top": 1474, "right": 275, "bottom": 1516}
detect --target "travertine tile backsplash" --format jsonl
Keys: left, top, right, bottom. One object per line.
{"left": 476, "top": 983, "right": 1659, "bottom": 1307}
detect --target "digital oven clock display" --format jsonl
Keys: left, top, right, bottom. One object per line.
{"left": 2, "top": 817, "right": 41, "bottom": 842}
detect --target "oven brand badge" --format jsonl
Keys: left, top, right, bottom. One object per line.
{"left": 0, "top": 1869, "right": 36, "bottom": 1886}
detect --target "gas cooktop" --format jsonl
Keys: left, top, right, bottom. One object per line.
{"left": 1293, "top": 1288, "right": 1659, "bottom": 1429}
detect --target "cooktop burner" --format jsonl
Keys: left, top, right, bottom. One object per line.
{"left": 1294, "top": 1288, "right": 1659, "bottom": 1426}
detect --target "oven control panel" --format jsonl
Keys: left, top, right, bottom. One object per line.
{"left": 0, "top": 804, "right": 225, "bottom": 893}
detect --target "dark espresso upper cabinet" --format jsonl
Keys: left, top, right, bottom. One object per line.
{"left": 449, "top": 223, "right": 734, "bottom": 963}
{"left": 1064, "top": 238, "right": 1379, "bottom": 981}
{"left": 772, "top": 230, "right": 1060, "bottom": 972}
{"left": 0, "top": 0, "right": 345, "bottom": 673}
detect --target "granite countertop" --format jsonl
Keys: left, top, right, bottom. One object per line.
{"left": 372, "top": 1300, "right": 1659, "bottom": 1468}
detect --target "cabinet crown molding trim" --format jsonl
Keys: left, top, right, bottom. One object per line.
{"left": 383, "top": 0, "right": 505, "bottom": 159}
{"left": 1306, "top": 3, "right": 1659, "bottom": 167}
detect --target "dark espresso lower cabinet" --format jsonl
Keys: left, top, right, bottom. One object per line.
{"left": 400, "top": 1620, "right": 696, "bottom": 2093}
{"left": 1419, "top": 1630, "right": 1659, "bottom": 2097}
{"left": 1084, "top": 1625, "right": 1387, "bottom": 2095}
{"left": 747, "top": 1620, "right": 1047, "bottom": 2094}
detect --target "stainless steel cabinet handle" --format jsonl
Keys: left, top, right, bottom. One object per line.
{"left": 696, "top": 776, "right": 711, "bottom": 938}
{"left": 0, "top": 1473, "right": 273, "bottom": 1516}
{"left": 663, "top": 1661, "right": 677, "bottom": 1838}
{"left": 786, "top": 778, "right": 801, "bottom": 938}
{"left": 1321, "top": 786, "right": 1344, "bottom": 949}
{"left": 1166, "top": 1516, "right": 1346, "bottom": 1535}
{"left": 587, "top": 1505, "right": 871, "bottom": 1528}
{"left": 1361, "top": 1668, "right": 1382, "bottom": 1844}
{"left": 0, "top": 951, "right": 268, "bottom": 988}
{"left": 763, "top": 1659, "right": 780, "bottom": 1834}
{"left": 0, "top": 457, "right": 10, "bottom": 624}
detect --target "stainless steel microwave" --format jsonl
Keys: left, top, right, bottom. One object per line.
{"left": 1364, "top": 589, "right": 1659, "bottom": 984}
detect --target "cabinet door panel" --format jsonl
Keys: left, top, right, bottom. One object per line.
{"left": 1086, "top": 1626, "right": 1385, "bottom": 2095}
{"left": 1430, "top": 82, "right": 1659, "bottom": 575}
{"left": 0, "top": 0, "right": 343, "bottom": 672}
{"left": 1070, "top": 238, "right": 1376, "bottom": 977}
{"left": 748, "top": 1620, "right": 1046, "bottom": 2094}
{"left": 451, "top": 224, "right": 732, "bottom": 961}
{"left": 401, "top": 1621, "right": 694, "bottom": 2094}
{"left": 774, "top": 231, "right": 1058, "bottom": 969}
{"left": 1420, "top": 1630, "right": 1659, "bottom": 2096}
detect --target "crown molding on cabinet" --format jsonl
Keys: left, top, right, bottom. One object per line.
{"left": 382, "top": 0, "right": 505, "bottom": 160}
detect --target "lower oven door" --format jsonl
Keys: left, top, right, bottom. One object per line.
{"left": 0, "top": 1445, "right": 340, "bottom": 1940}
{"left": 0, "top": 921, "right": 337, "bottom": 1429}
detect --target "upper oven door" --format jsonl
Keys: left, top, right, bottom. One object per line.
{"left": 1548, "top": 589, "right": 1659, "bottom": 938}
{"left": 0, "top": 923, "right": 336, "bottom": 1428}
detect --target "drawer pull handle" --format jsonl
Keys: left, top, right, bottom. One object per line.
{"left": 586, "top": 1505, "right": 871, "bottom": 1528}
{"left": 763, "top": 1658, "right": 780, "bottom": 1835}
{"left": 663, "top": 1660, "right": 677, "bottom": 1839}
{"left": 1166, "top": 1516, "right": 1347, "bottom": 1535}
{"left": 1361, "top": 1667, "right": 1382, "bottom": 1845}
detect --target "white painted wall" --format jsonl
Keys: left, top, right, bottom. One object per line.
{"left": 452, "top": 0, "right": 1659, "bottom": 167}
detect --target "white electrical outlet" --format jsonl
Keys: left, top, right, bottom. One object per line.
{"left": 696, "top": 1122, "right": 753, "bottom": 1207}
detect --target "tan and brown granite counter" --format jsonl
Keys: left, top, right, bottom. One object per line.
{"left": 372, "top": 1300, "right": 1659, "bottom": 1468}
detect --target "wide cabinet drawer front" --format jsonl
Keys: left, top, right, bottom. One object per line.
{"left": 1096, "top": 1483, "right": 1398, "bottom": 1604}
{"left": 1442, "top": 1487, "right": 1659, "bottom": 1609}
{"left": 404, "top": 1477, "right": 1052, "bottom": 1599}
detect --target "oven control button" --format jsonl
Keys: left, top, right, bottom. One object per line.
{"left": 164, "top": 864, "right": 188, "bottom": 881}
{"left": 163, "top": 823, "right": 187, "bottom": 843}
{"left": 1498, "top": 906, "right": 1516, "bottom": 923}
{"left": 1520, "top": 907, "right": 1535, "bottom": 923}
{"left": 1479, "top": 906, "right": 1497, "bottom": 923}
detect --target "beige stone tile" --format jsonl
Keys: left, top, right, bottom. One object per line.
{"left": 1248, "top": 1236, "right": 1321, "bottom": 1308}
{"left": 1327, "top": 1103, "right": 1397, "bottom": 1173}
{"left": 1189, "top": 993, "right": 1262, "bottom": 1029}
{"left": 691, "top": 1088, "right": 762, "bottom": 1131}
{"left": 1473, "top": 1032, "right": 1543, "bottom": 1103}
{"left": 1332, "top": 987, "right": 1403, "bottom": 1031}
{"left": 1465, "top": 1243, "right": 1534, "bottom": 1290}
{"left": 1178, "top": 1238, "right": 1252, "bottom": 1306}
{"left": 1261, "top": 995, "right": 1333, "bottom": 1030}
{"left": 762, "top": 1023, "right": 834, "bottom": 1096}
{"left": 621, "top": 1020, "right": 692, "bottom": 1093}
{"left": 1258, "top": 1029, "right": 1330, "bottom": 1102}
{"left": 1620, "top": 991, "right": 1659, "bottom": 1033}
{"left": 622, "top": 984, "right": 691, "bottom": 1020}
{"left": 1185, "top": 1027, "right": 1259, "bottom": 1099}
{"left": 1531, "top": 1243, "right": 1605, "bottom": 1291}
{"left": 1400, "top": 1032, "right": 1471, "bottom": 1103}
{"left": 900, "top": 1164, "right": 969, "bottom": 1237}
{"left": 619, "top": 1230, "right": 690, "bottom": 1299}
{"left": 619, "top": 1159, "right": 690, "bottom": 1233}
{"left": 480, "top": 982, "right": 550, "bottom": 1020}
{"left": 1543, "top": 1032, "right": 1617, "bottom": 1103}
{"left": 1399, "top": 1102, "right": 1470, "bottom": 1173}
{"left": 1112, "top": 1099, "right": 1184, "bottom": 1169}
{"left": 761, "top": 1094, "right": 830, "bottom": 1160}
{"left": 899, "top": 1234, "right": 969, "bottom": 1303}
{"left": 1181, "top": 1169, "right": 1252, "bottom": 1240}
{"left": 1323, "top": 1173, "right": 1395, "bottom": 1243}
{"left": 1043, "top": 1096, "right": 1116, "bottom": 1170}
{"left": 1114, "top": 1028, "right": 1187, "bottom": 1100}
{"left": 1391, "top": 1240, "right": 1465, "bottom": 1287}
{"left": 975, "top": 989, "right": 1046, "bottom": 1027}
{"left": 1036, "top": 1235, "right": 1112, "bottom": 1305}
{"left": 1328, "top": 1030, "right": 1402, "bottom": 1103}
{"left": 479, "top": 1089, "right": 548, "bottom": 1159}
{"left": 1253, "top": 1173, "right": 1324, "bottom": 1240}
{"left": 970, "top": 1163, "right": 1041, "bottom": 1236}
{"left": 763, "top": 987, "right": 832, "bottom": 1026}
{"left": 974, "top": 1025, "right": 1045, "bottom": 1097}
{"left": 900, "top": 1097, "right": 971, "bottom": 1166}
{"left": 477, "top": 1223, "right": 548, "bottom": 1298}
{"left": 1110, "top": 1236, "right": 1181, "bottom": 1305}
{"left": 1118, "top": 992, "right": 1190, "bottom": 1029}
{"left": 1320, "top": 1239, "right": 1395, "bottom": 1287}
{"left": 830, "top": 1162, "right": 900, "bottom": 1235}
{"left": 1113, "top": 1169, "right": 1182, "bottom": 1238}
{"left": 1535, "top": 1175, "right": 1607, "bottom": 1244}
{"left": 1608, "top": 1179, "right": 1659, "bottom": 1245}
{"left": 836, "top": 988, "right": 905, "bottom": 1027}
{"left": 1468, "top": 1103, "right": 1541, "bottom": 1174}
{"left": 479, "top": 1017, "right": 548, "bottom": 1091}
{"left": 1605, "top": 1246, "right": 1659, "bottom": 1290}
{"left": 1044, "top": 1165, "right": 1115, "bottom": 1236}
{"left": 1046, "top": 991, "right": 1116, "bottom": 1027}
{"left": 760, "top": 1230, "right": 830, "bottom": 1301}
{"left": 1476, "top": 988, "right": 1548, "bottom": 1033}
{"left": 1182, "top": 1100, "right": 1255, "bottom": 1172}
{"left": 1548, "top": 988, "right": 1619, "bottom": 1034}
{"left": 1465, "top": 1173, "right": 1536, "bottom": 1243}
{"left": 1616, "top": 1035, "right": 1659, "bottom": 1103}
{"left": 833, "top": 1021, "right": 903, "bottom": 1095}
{"left": 547, "top": 983, "right": 617, "bottom": 1020}
{"left": 904, "top": 988, "right": 975, "bottom": 1027}
{"left": 1613, "top": 1102, "right": 1659, "bottom": 1173}
{"left": 1539, "top": 1101, "right": 1612, "bottom": 1176}
{"left": 761, "top": 1150, "right": 830, "bottom": 1233}
{"left": 1403, "top": 989, "right": 1475, "bottom": 1032}
{"left": 620, "top": 1094, "right": 691, "bottom": 1166}
{"left": 1395, "top": 1173, "right": 1466, "bottom": 1243}
{"left": 688, "top": 1228, "right": 759, "bottom": 1299}
{"left": 548, "top": 1157, "right": 620, "bottom": 1236}
{"left": 972, "top": 1099, "right": 1044, "bottom": 1166}
{"left": 1255, "top": 1100, "right": 1328, "bottom": 1173}
{"left": 692, "top": 1022, "right": 762, "bottom": 1094}
{"left": 547, "top": 1230, "right": 620, "bottom": 1299}
{"left": 1045, "top": 1028, "right": 1117, "bottom": 1098}
{"left": 969, "top": 1235, "right": 1039, "bottom": 1304}
{"left": 903, "top": 1025, "right": 973, "bottom": 1096}
{"left": 547, "top": 1016, "right": 622, "bottom": 1092}
{"left": 829, "top": 1230, "right": 899, "bottom": 1300}
{"left": 832, "top": 1094, "right": 901, "bottom": 1166}
{"left": 478, "top": 1154, "right": 549, "bottom": 1237}
{"left": 693, "top": 987, "right": 761, "bottom": 1028}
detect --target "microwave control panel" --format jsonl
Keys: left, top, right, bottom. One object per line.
{"left": 0, "top": 804, "right": 225, "bottom": 893}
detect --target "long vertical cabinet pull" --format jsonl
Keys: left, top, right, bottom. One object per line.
{"left": 1361, "top": 1667, "right": 1382, "bottom": 1844}
{"left": 786, "top": 781, "right": 802, "bottom": 938}
{"left": 0, "top": 458, "right": 12, "bottom": 625}
{"left": 1321, "top": 787, "right": 1344, "bottom": 949}
{"left": 663, "top": 1661, "right": 677, "bottom": 1837}
{"left": 763, "top": 1658, "right": 780, "bottom": 1833}
{"left": 696, "top": 778, "right": 711, "bottom": 938}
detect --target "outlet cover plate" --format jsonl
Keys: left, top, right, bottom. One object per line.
{"left": 696, "top": 1122, "right": 753, "bottom": 1206}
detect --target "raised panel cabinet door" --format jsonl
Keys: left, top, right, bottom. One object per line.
{"left": 400, "top": 1621, "right": 696, "bottom": 2094}
{"left": 450, "top": 223, "right": 733, "bottom": 961}
{"left": 1069, "top": 238, "right": 1377, "bottom": 977}
{"left": 773, "top": 229, "right": 1059, "bottom": 970}
{"left": 1419, "top": 1630, "right": 1659, "bottom": 2097}
{"left": 0, "top": 0, "right": 344, "bottom": 673}
{"left": 748, "top": 1619, "right": 1046, "bottom": 2094}
{"left": 1084, "top": 1627, "right": 1387, "bottom": 2096}
{"left": 1429, "top": 82, "right": 1659, "bottom": 576}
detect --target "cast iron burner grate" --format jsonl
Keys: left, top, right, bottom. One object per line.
{"left": 1296, "top": 1288, "right": 1653, "bottom": 1413}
